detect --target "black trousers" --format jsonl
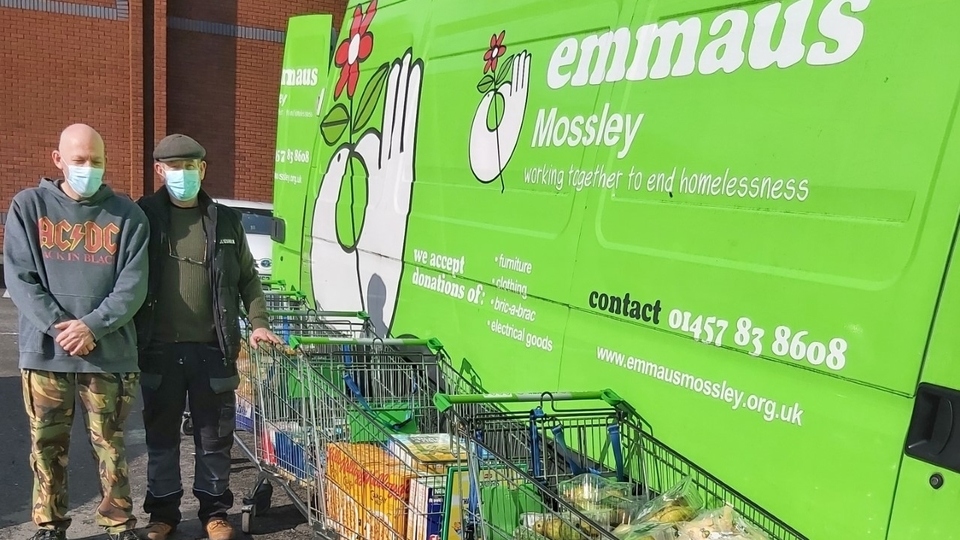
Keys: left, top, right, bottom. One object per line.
{"left": 140, "top": 342, "right": 239, "bottom": 526}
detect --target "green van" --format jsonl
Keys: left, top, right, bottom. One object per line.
{"left": 268, "top": 1, "right": 960, "bottom": 537}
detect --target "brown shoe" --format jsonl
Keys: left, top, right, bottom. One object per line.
{"left": 205, "top": 518, "right": 235, "bottom": 540}
{"left": 140, "top": 522, "right": 175, "bottom": 540}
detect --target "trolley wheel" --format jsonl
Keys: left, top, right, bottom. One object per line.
{"left": 180, "top": 415, "right": 193, "bottom": 436}
{"left": 243, "top": 477, "right": 273, "bottom": 515}
{"left": 254, "top": 479, "right": 273, "bottom": 513}
{"left": 241, "top": 508, "right": 252, "bottom": 534}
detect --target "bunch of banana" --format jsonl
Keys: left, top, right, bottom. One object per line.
{"left": 675, "top": 505, "right": 770, "bottom": 540}
{"left": 534, "top": 517, "right": 584, "bottom": 540}
{"left": 560, "top": 477, "right": 633, "bottom": 509}
{"left": 514, "top": 525, "right": 552, "bottom": 540}
{"left": 611, "top": 521, "right": 678, "bottom": 540}
{"left": 575, "top": 500, "right": 618, "bottom": 527}
{"left": 571, "top": 509, "right": 611, "bottom": 538}
{"left": 644, "top": 498, "right": 697, "bottom": 524}
{"left": 600, "top": 482, "right": 633, "bottom": 500}
{"left": 676, "top": 505, "right": 735, "bottom": 538}
{"left": 574, "top": 518, "right": 601, "bottom": 538}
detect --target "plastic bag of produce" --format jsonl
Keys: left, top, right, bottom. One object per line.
{"left": 514, "top": 524, "right": 553, "bottom": 540}
{"left": 612, "top": 521, "right": 678, "bottom": 540}
{"left": 538, "top": 511, "right": 675, "bottom": 540}
{"left": 559, "top": 473, "right": 632, "bottom": 506}
{"left": 531, "top": 514, "right": 589, "bottom": 540}
{"left": 579, "top": 492, "right": 651, "bottom": 529}
{"left": 571, "top": 508, "right": 610, "bottom": 538}
{"left": 675, "top": 504, "right": 770, "bottom": 540}
{"left": 559, "top": 473, "right": 645, "bottom": 527}
{"left": 628, "top": 475, "right": 704, "bottom": 526}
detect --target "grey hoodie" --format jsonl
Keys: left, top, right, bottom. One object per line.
{"left": 3, "top": 178, "right": 149, "bottom": 373}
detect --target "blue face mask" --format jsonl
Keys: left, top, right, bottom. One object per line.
{"left": 66, "top": 165, "right": 104, "bottom": 199}
{"left": 164, "top": 169, "right": 201, "bottom": 201}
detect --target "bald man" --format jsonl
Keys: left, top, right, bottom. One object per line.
{"left": 3, "top": 123, "right": 150, "bottom": 540}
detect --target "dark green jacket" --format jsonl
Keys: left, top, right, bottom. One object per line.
{"left": 133, "top": 187, "right": 262, "bottom": 364}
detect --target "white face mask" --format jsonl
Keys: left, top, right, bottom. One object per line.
{"left": 66, "top": 165, "right": 104, "bottom": 198}
{"left": 164, "top": 169, "right": 201, "bottom": 201}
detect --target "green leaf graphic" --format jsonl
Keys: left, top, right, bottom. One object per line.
{"left": 495, "top": 54, "right": 515, "bottom": 86}
{"left": 477, "top": 74, "right": 496, "bottom": 94}
{"left": 486, "top": 92, "right": 506, "bottom": 131}
{"left": 320, "top": 103, "right": 350, "bottom": 146}
{"left": 353, "top": 63, "right": 389, "bottom": 133}
{"left": 335, "top": 154, "right": 368, "bottom": 249}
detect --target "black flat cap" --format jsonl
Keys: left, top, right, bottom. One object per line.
{"left": 153, "top": 133, "right": 206, "bottom": 162}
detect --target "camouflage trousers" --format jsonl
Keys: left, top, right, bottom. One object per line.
{"left": 21, "top": 369, "right": 140, "bottom": 533}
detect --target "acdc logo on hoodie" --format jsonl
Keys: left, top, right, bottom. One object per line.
{"left": 38, "top": 217, "right": 120, "bottom": 264}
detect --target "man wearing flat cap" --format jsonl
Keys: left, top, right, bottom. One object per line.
{"left": 133, "top": 134, "right": 282, "bottom": 540}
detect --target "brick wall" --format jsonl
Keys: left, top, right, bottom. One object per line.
{"left": 0, "top": 3, "right": 142, "bottom": 205}
{"left": 232, "top": 0, "right": 344, "bottom": 201}
{"left": 164, "top": 0, "right": 343, "bottom": 200}
{"left": 0, "top": 0, "right": 347, "bottom": 243}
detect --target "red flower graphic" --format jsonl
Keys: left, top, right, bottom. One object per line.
{"left": 334, "top": 0, "right": 377, "bottom": 99}
{"left": 484, "top": 31, "right": 507, "bottom": 74}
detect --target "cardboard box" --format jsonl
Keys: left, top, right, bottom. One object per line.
{"left": 325, "top": 444, "right": 370, "bottom": 537}
{"left": 326, "top": 443, "right": 377, "bottom": 501}
{"left": 235, "top": 393, "right": 254, "bottom": 432}
{"left": 387, "top": 433, "right": 468, "bottom": 474}
{"left": 325, "top": 478, "right": 363, "bottom": 539}
{"left": 323, "top": 441, "right": 435, "bottom": 539}
{"left": 406, "top": 475, "right": 446, "bottom": 540}
{"left": 235, "top": 351, "right": 256, "bottom": 403}
{"left": 364, "top": 462, "right": 419, "bottom": 540}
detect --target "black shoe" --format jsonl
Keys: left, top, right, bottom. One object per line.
{"left": 29, "top": 531, "right": 65, "bottom": 540}
{"left": 107, "top": 530, "right": 140, "bottom": 540}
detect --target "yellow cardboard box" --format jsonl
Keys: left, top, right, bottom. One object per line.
{"left": 325, "top": 479, "right": 362, "bottom": 539}
{"left": 326, "top": 443, "right": 389, "bottom": 535}
{"left": 364, "top": 462, "right": 420, "bottom": 540}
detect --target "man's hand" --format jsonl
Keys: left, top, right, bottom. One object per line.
{"left": 249, "top": 327, "right": 284, "bottom": 350}
{"left": 54, "top": 320, "right": 96, "bottom": 356}
{"left": 72, "top": 342, "right": 96, "bottom": 356}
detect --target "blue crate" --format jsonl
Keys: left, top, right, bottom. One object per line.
{"left": 270, "top": 428, "right": 313, "bottom": 480}
{"left": 276, "top": 315, "right": 292, "bottom": 343}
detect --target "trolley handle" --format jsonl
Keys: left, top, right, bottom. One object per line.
{"left": 266, "top": 309, "right": 315, "bottom": 317}
{"left": 288, "top": 335, "right": 444, "bottom": 351}
{"left": 433, "top": 389, "right": 628, "bottom": 412}
{"left": 266, "top": 290, "right": 305, "bottom": 298}
{"left": 265, "top": 309, "right": 370, "bottom": 319}
{"left": 312, "top": 310, "right": 371, "bottom": 319}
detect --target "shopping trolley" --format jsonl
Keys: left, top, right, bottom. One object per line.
{"left": 235, "top": 308, "right": 376, "bottom": 429}
{"left": 286, "top": 336, "right": 480, "bottom": 440}
{"left": 431, "top": 390, "right": 808, "bottom": 540}
{"left": 260, "top": 278, "right": 286, "bottom": 291}
{"left": 263, "top": 289, "right": 309, "bottom": 311}
{"left": 268, "top": 336, "right": 486, "bottom": 540}
{"left": 182, "top": 305, "right": 373, "bottom": 436}
{"left": 232, "top": 310, "right": 377, "bottom": 534}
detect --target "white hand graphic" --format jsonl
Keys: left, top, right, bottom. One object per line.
{"left": 311, "top": 147, "right": 363, "bottom": 314}
{"left": 311, "top": 51, "right": 423, "bottom": 336}
{"left": 469, "top": 51, "right": 531, "bottom": 184}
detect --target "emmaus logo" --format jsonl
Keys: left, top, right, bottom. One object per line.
{"left": 546, "top": 0, "right": 870, "bottom": 89}
{"left": 281, "top": 68, "right": 319, "bottom": 87}
{"left": 38, "top": 217, "right": 119, "bottom": 264}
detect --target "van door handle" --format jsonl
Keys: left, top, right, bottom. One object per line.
{"left": 270, "top": 217, "right": 286, "bottom": 244}
{"left": 905, "top": 382, "right": 960, "bottom": 475}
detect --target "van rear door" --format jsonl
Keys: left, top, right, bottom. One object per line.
{"left": 271, "top": 14, "right": 333, "bottom": 293}
{"left": 888, "top": 118, "right": 960, "bottom": 537}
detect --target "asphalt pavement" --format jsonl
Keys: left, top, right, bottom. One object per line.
{"left": 0, "top": 294, "right": 313, "bottom": 540}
